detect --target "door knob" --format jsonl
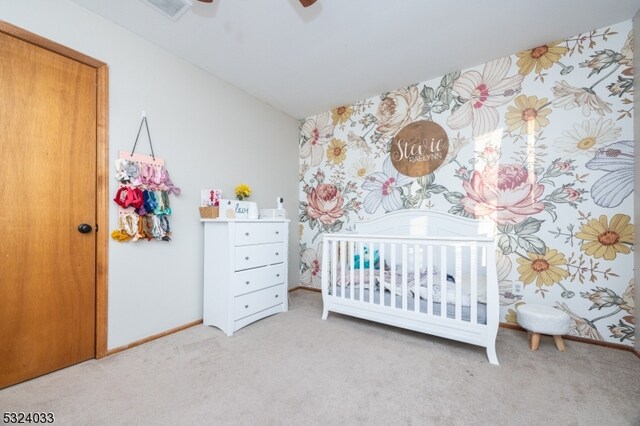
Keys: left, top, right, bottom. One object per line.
{"left": 77, "top": 223, "right": 93, "bottom": 233}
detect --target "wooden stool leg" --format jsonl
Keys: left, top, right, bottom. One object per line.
{"left": 530, "top": 333, "right": 540, "bottom": 351}
{"left": 553, "top": 335, "right": 565, "bottom": 352}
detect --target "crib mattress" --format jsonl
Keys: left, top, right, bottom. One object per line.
{"left": 330, "top": 286, "right": 487, "bottom": 325}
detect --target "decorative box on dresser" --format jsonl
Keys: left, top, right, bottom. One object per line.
{"left": 202, "top": 218, "right": 289, "bottom": 336}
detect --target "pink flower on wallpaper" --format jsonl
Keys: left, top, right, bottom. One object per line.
{"left": 300, "top": 112, "right": 335, "bottom": 166}
{"left": 375, "top": 85, "right": 424, "bottom": 140}
{"left": 307, "top": 183, "right": 345, "bottom": 225}
{"left": 548, "top": 160, "right": 573, "bottom": 175}
{"left": 563, "top": 187, "right": 582, "bottom": 202}
{"left": 446, "top": 57, "right": 524, "bottom": 140}
{"left": 461, "top": 163, "right": 545, "bottom": 224}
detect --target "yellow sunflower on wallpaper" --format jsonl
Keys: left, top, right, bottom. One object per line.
{"left": 576, "top": 214, "right": 634, "bottom": 260}
{"left": 326, "top": 138, "right": 347, "bottom": 165}
{"left": 516, "top": 248, "right": 569, "bottom": 288}
{"left": 331, "top": 105, "right": 354, "bottom": 126}
{"left": 504, "top": 95, "right": 552, "bottom": 135}
{"left": 516, "top": 41, "right": 568, "bottom": 75}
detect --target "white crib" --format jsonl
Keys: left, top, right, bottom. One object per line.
{"left": 320, "top": 210, "right": 500, "bottom": 365}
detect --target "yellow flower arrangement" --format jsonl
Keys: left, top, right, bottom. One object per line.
{"left": 234, "top": 183, "right": 252, "bottom": 201}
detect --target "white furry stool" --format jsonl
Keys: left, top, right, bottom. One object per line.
{"left": 516, "top": 304, "right": 571, "bottom": 352}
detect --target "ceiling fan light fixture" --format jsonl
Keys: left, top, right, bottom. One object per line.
{"left": 299, "top": 0, "right": 318, "bottom": 7}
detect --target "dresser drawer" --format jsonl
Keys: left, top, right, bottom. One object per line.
{"left": 233, "top": 264, "right": 286, "bottom": 296}
{"left": 234, "top": 222, "right": 286, "bottom": 246}
{"left": 235, "top": 243, "right": 285, "bottom": 271}
{"left": 234, "top": 284, "right": 285, "bottom": 320}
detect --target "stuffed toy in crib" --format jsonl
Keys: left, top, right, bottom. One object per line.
{"left": 353, "top": 247, "right": 380, "bottom": 269}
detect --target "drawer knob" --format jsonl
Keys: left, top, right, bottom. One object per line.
{"left": 275, "top": 252, "right": 279, "bottom": 256}
{"left": 245, "top": 304, "right": 249, "bottom": 309}
{"left": 275, "top": 231, "right": 279, "bottom": 235}
{"left": 245, "top": 232, "right": 249, "bottom": 236}
{"left": 245, "top": 256, "right": 249, "bottom": 260}
{"left": 275, "top": 294, "right": 279, "bottom": 298}
{"left": 245, "top": 281, "right": 250, "bottom": 285}
{"left": 276, "top": 274, "right": 280, "bottom": 277}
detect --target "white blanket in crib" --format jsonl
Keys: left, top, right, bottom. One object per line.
{"left": 381, "top": 270, "right": 487, "bottom": 305}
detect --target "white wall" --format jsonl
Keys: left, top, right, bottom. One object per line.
{"left": 1, "top": 0, "right": 301, "bottom": 349}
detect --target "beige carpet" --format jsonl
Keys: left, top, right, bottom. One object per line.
{"left": 1, "top": 290, "right": 638, "bottom": 426}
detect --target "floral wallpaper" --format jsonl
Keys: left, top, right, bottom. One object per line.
{"left": 298, "top": 20, "right": 635, "bottom": 346}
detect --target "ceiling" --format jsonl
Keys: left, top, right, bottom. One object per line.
{"left": 71, "top": 0, "right": 640, "bottom": 119}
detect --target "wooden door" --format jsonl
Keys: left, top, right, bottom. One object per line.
{"left": 0, "top": 24, "right": 108, "bottom": 388}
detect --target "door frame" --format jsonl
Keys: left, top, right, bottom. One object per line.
{"left": 0, "top": 21, "right": 109, "bottom": 358}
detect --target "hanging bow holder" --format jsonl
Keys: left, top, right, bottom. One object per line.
{"left": 111, "top": 114, "right": 181, "bottom": 242}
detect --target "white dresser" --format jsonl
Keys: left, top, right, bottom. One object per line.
{"left": 202, "top": 218, "right": 289, "bottom": 336}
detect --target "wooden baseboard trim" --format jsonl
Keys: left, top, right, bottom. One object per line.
{"left": 499, "top": 322, "right": 637, "bottom": 354}
{"left": 499, "top": 322, "right": 527, "bottom": 332}
{"left": 105, "top": 319, "right": 203, "bottom": 357}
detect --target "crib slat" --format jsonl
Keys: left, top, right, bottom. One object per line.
{"left": 440, "top": 246, "right": 447, "bottom": 318}
{"left": 470, "top": 244, "right": 478, "bottom": 324}
{"left": 413, "top": 244, "right": 420, "bottom": 312}
{"left": 351, "top": 241, "right": 364, "bottom": 300}
{"left": 455, "top": 245, "right": 462, "bottom": 321}
{"left": 401, "top": 244, "right": 408, "bottom": 311}
{"left": 340, "top": 240, "right": 346, "bottom": 299}
{"left": 369, "top": 242, "right": 375, "bottom": 303}
{"left": 358, "top": 242, "right": 364, "bottom": 302}
{"left": 349, "top": 241, "right": 355, "bottom": 299}
{"left": 331, "top": 240, "right": 338, "bottom": 298}
{"left": 426, "top": 245, "right": 433, "bottom": 315}
{"left": 378, "top": 243, "right": 385, "bottom": 306}
{"left": 390, "top": 244, "right": 397, "bottom": 308}
{"left": 321, "top": 238, "right": 329, "bottom": 305}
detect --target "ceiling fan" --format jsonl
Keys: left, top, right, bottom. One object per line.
{"left": 196, "top": 0, "right": 317, "bottom": 6}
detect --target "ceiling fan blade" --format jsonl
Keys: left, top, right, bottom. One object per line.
{"left": 197, "top": 0, "right": 214, "bottom": 3}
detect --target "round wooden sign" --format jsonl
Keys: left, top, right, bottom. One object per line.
{"left": 390, "top": 120, "right": 449, "bottom": 177}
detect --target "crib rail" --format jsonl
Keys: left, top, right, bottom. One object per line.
{"left": 322, "top": 234, "right": 494, "bottom": 322}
